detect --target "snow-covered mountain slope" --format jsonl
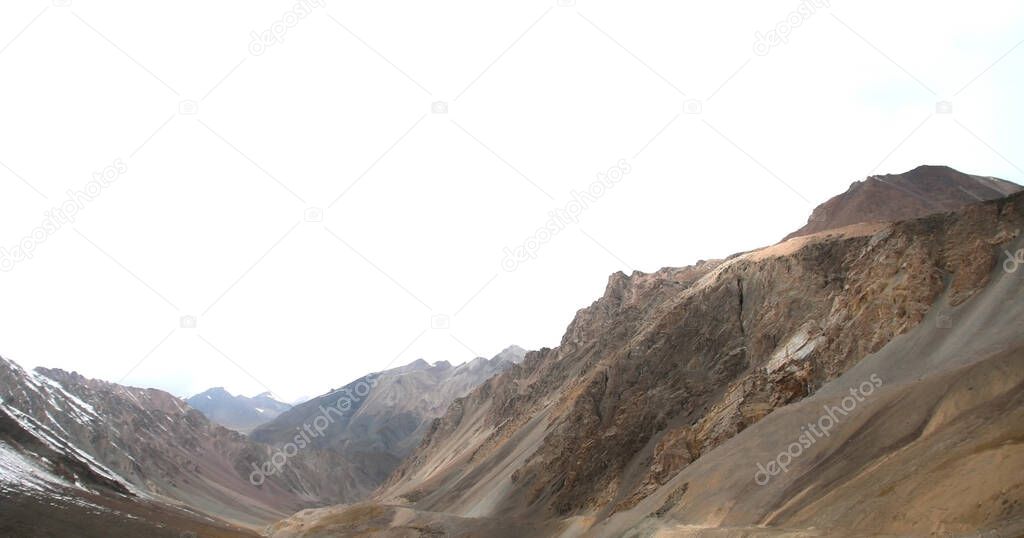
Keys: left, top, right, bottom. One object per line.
{"left": 0, "top": 358, "right": 350, "bottom": 528}
{"left": 0, "top": 391, "right": 258, "bottom": 537}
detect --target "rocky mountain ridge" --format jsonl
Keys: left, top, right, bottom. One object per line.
{"left": 0, "top": 346, "right": 526, "bottom": 534}
{"left": 251, "top": 346, "right": 526, "bottom": 491}
{"left": 784, "top": 164, "right": 1020, "bottom": 241}
{"left": 271, "top": 168, "right": 1024, "bottom": 537}
{"left": 3, "top": 165, "right": 1021, "bottom": 537}
{"left": 0, "top": 385, "right": 260, "bottom": 537}
{"left": 0, "top": 358, "right": 339, "bottom": 527}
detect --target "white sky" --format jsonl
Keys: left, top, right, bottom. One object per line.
{"left": 0, "top": 0, "right": 1021, "bottom": 402}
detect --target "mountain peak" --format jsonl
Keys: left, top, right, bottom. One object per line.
{"left": 494, "top": 345, "right": 527, "bottom": 364}
{"left": 393, "top": 358, "right": 432, "bottom": 373}
{"left": 192, "top": 386, "right": 232, "bottom": 399}
{"left": 783, "top": 164, "right": 1021, "bottom": 241}
{"left": 185, "top": 387, "right": 290, "bottom": 434}
{"left": 904, "top": 163, "right": 954, "bottom": 174}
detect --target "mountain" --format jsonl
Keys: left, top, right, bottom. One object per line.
{"left": 271, "top": 169, "right": 1024, "bottom": 536}
{"left": 0, "top": 345, "right": 525, "bottom": 535}
{"left": 0, "top": 359, "right": 372, "bottom": 531}
{"left": 784, "top": 164, "right": 1021, "bottom": 241}
{"left": 0, "top": 398, "right": 258, "bottom": 537}
{"left": 187, "top": 387, "right": 291, "bottom": 434}
{"left": 5, "top": 164, "right": 1021, "bottom": 536}
{"left": 251, "top": 346, "right": 526, "bottom": 491}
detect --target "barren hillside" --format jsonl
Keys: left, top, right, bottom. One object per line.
{"left": 273, "top": 177, "right": 1024, "bottom": 537}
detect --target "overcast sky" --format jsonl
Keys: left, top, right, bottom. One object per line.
{"left": 1, "top": 0, "right": 1021, "bottom": 402}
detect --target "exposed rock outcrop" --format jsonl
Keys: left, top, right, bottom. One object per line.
{"left": 359, "top": 178, "right": 1024, "bottom": 536}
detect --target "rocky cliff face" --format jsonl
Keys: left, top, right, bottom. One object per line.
{"left": 351, "top": 185, "right": 1024, "bottom": 536}
{"left": 784, "top": 164, "right": 1020, "bottom": 241}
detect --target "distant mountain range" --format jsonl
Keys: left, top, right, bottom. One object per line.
{"left": 251, "top": 345, "right": 527, "bottom": 484}
{"left": 186, "top": 387, "right": 292, "bottom": 434}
